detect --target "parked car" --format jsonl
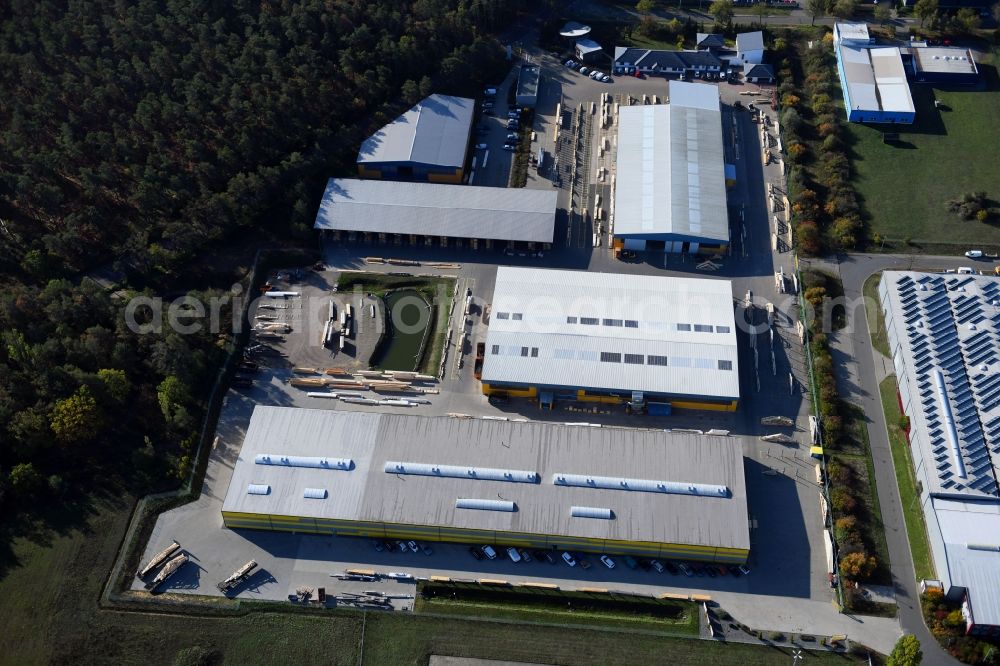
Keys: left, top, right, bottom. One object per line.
{"left": 564, "top": 59, "right": 576, "bottom": 67}
{"left": 577, "top": 555, "right": 592, "bottom": 570}
{"left": 679, "top": 563, "right": 694, "bottom": 576}
{"left": 506, "top": 547, "right": 522, "bottom": 563}
{"left": 420, "top": 542, "right": 434, "bottom": 556}
{"left": 622, "top": 556, "right": 638, "bottom": 570}
{"left": 519, "top": 549, "right": 533, "bottom": 563}
{"left": 580, "top": 67, "right": 589, "bottom": 75}
{"left": 407, "top": 540, "right": 419, "bottom": 553}
{"left": 481, "top": 545, "right": 498, "bottom": 560}
{"left": 600, "top": 555, "right": 616, "bottom": 569}
{"left": 561, "top": 551, "right": 577, "bottom": 567}
{"left": 957, "top": 267, "right": 975, "bottom": 274}
{"left": 381, "top": 540, "right": 395, "bottom": 552}
{"left": 965, "top": 250, "right": 983, "bottom": 258}
{"left": 469, "top": 546, "right": 484, "bottom": 561}
{"left": 503, "top": 144, "right": 516, "bottom": 151}
{"left": 475, "top": 143, "right": 488, "bottom": 150}
{"left": 373, "top": 540, "right": 384, "bottom": 552}
{"left": 601, "top": 74, "right": 611, "bottom": 82}
{"left": 739, "top": 564, "right": 751, "bottom": 575}
{"left": 395, "top": 540, "right": 408, "bottom": 553}
{"left": 484, "top": 87, "right": 497, "bottom": 96}
{"left": 650, "top": 559, "right": 665, "bottom": 573}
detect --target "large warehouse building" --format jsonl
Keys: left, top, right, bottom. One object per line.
{"left": 314, "top": 178, "right": 557, "bottom": 249}
{"left": 357, "top": 94, "right": 474, "bottom": 183}
{"left": 222, "top": 407, "right": 751, "bottom": 563}
{"left": 880, "top": 272, "right": 1000, "bottom": 637}
{"left": 612, "top": 81, "right": 729, "bottom": 254}
{"left": 480, "top": 267, "right": 740, "bottom": 411}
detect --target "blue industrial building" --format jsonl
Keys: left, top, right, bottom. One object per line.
{"left": 834, "top": 23, "right": 915, "bottom": 124}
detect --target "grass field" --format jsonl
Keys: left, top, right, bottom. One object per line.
{"left": 863, "top": 274, "right": 890, "bottom": 358}
{"left": 1, "top": 493, "right": 873, "bottom": 666}
{"left": 415, "top": 585, "right": 699, "bottom": 634}
{"left": 845, "top": 63, "right": 1000, "bottom": 251}
{"left": 878, "top": 376, "right": 935, "bottom": 582}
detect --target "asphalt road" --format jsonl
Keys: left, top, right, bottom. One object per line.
{"left": 808, "top": 252, "right": 990, "bottom": 666}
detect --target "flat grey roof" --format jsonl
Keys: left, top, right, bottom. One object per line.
{"left": 357, "top": 94, "right": 474, "bottom": 168}
{"left": 834, "top": 22, "right": 870, "bottom": 44}
{"left": 909, "top": 47, "right": 978, "bottom": 75}
{"left": 613, "top": 81, "right": 728, "bottom": 243}
{"left": 313, "top": 179, "right": 557, "bottom": 243}
{"left": 222, "top": 406, "right": 750, "bottom": 551}
{"left": 517, "top": 66, "right": 540, "bottom": 98}
{"left": 481, "top": 267, "right": 740, "bottom": 401}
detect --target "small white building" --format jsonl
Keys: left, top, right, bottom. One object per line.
{"left": 734, "top": 31, "right": 765, "bottom": 66}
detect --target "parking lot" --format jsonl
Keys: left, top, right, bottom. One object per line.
{"left": 128, "top": 43, "right": 907, "bottom": 653}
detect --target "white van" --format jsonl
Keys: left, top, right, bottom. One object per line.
{"left": 506, "top": 547, "right": 522, "bottom": 563}
{"left": 957, "top": 267, "right": 974, "bottom": 274}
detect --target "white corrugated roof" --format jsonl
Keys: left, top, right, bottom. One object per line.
{"left": 357, "top": 94, "right": 474, "bottom": 168}
{"left": 481, "top": 267, "right": 739, "bottom": 400}
{"left": 871, "top": 48, "right": 915, "bottom": 114}
{"left": 613, "top": 82, "right": 728, "bottom": 243}
{"left": 935, "top": 499, "right": 1000, "bottom": 627}
{"left": 313, "top": 179, "right": 556, "bottom": 243}
{"left": 838, "top": 45, "right": 914, "bottom": 114}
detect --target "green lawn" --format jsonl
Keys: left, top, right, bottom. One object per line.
{"left": 845, "top": 66, "right": 1000, "bottom": 251}
{"left": 415, "top": 586, "right": 699, "bottom": 634}
{"left": 878, "top": 376, "right": 936, "bottom": 582}
{"left": 863, "top": 274, "right": 890, "bottom": 358}
{"left": 361, "top": 613, "right": 860, "bottom": 666}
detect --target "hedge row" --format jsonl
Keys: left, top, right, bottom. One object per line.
{"left": 777, "top": 32, "right": 864, "bottom": 255}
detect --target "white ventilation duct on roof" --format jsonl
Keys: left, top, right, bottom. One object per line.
{"left": 935, "top": 369, "right": 966, "bottom": 480}
{"left": 247, "top": 484, "right": 271, "bottom": 495}
{"left": 303, "top": 488, "right": 328, "bottom": 499}
{"left": 255, "top": 454, "right": 353, "bottom": 470}
{"left": 385, "top": 461, "right": 539, "bottom": 484}
{"left": 552, "top": 473, "right": 729, "bottom": 497}
{"left": 455, "top": 498, "right": 516, "bottom": 512}
{"left": 570, "top": 506, "right": 614, "bottom": 519}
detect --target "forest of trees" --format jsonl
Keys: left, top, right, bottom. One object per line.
{"left": 0, "top": 0, "right": 530, "bottom": 513}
